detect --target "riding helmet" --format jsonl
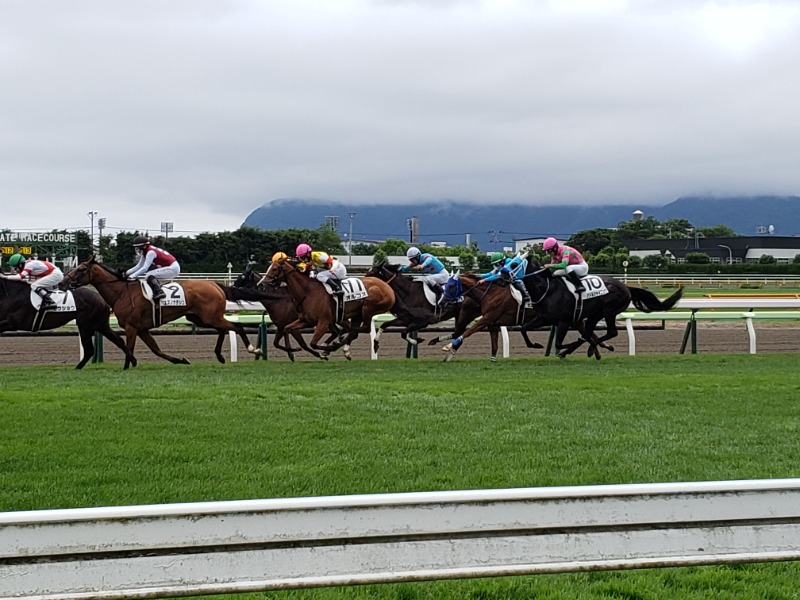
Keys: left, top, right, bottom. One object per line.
{"left": 406, "top": 247, "right": 421, "bottom": 260}
{"left": 272, "top": 251, "right": 288, "bottom": 262}
{"left": 542, "top": 237, "right": 559, "bottom": 252}
{"left": 8, "top": 253, "right": 25, "bottom": 268}
{"left": 132, "top": 235, "right": 150, "bottom": 247}
{"left": 490, "top": 251, "right": 505, "bottom": 266}
{"left": 295, "top": 243, "right": 312, "bottom": 258}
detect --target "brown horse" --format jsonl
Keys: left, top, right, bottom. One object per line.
{"left": 439, "top": 272, "right": 542, "bottom": 361}
{"left": 63, "top": 256, "right": 271, "bottom": 367}
{"left": 233, "top": 266, "right": 325, "bottom": 361}
{"left": 1, "top": 278, "right": 135, "bottom": 369}
{"left": 266, "top": 258, "right": 395, "bottom": 359}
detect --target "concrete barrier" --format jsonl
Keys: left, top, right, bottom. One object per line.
{"left": 2, "top": 479, "right": 800, "bottom": 599}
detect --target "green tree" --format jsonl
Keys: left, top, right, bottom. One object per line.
{"left": 458, "top": 250, "right": 476, "bottom": 271}
{"left": 568, "top": 229, "right": 614, "bottom": 254}
{"left": 698, "top": 224, "right": 737, "bottom": 238}
{"left": 685, "top": 252, "right": 711, "bottom": 264}
{"left": 379, "top": 238, "right": 409, "bottom": 256}
{"left": 643, "top": 254, "right": 666, "bottom": 270}
{"left": 758, "top": 254, "right": 777, "bottom": 264}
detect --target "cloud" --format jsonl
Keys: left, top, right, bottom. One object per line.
{"left": 1, "top": 0, "right": 799, "bottom": 235}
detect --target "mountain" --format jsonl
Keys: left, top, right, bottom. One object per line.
{"left": 242, "top": 196, "right": 800, "bottom": 249}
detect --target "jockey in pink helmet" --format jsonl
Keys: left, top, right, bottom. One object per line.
{"left": 542, "top": 237, "right": 588, "bottom": 294}
{"left": 294, "top": 243, "right": 347, "bottom": 295}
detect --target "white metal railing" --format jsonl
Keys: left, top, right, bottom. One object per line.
{"left": 2, "top": 479, "right": 799, "bottom": 599}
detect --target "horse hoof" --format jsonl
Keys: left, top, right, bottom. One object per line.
{"left": 532, "top": 343, "right": 543, "bottom": 349}
{"left": 490, "top": 356, "right": 497, "bottom": 362}
{"left": 181, "top": 358, "right": 191, "bottom": 365}
{"left": 607, "top": 344, "right": 615, "bottom": 352}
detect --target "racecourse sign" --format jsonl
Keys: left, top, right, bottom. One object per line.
{"left": 0, "top": 232, "right": 77, "bottom": 243}
{"left": 0, "top": 230, "right": 79, "bottom": 265}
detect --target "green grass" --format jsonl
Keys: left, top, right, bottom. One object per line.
{"left": 2, "top": 356, "right": 800, "bottom": 599}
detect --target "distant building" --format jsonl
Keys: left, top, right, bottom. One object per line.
{"left": 622, "top": 236, "right": 800, "bottom": 264}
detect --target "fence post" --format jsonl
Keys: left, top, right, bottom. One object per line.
{"left": 405, "top": 331, "right": 418, "bottom": 359}
{"left": 93, "top": 331, "right": 104, "bottom": 363}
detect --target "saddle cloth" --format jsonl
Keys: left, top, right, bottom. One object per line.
{"left": 139, "top": 280, "right": 187, "bottom": 306}
{"left": 565, "top": 275, "right": 609, "bottom": 299}
{"left": 325, "top": 278, "right": 368, "bottom": 302}
{"left": 29, "top": 289, "right": 76, "bottom": 312}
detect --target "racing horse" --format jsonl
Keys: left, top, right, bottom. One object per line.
{"left": 233, "top": 265, "right": 325, "bottom": 361}
{"left": 521, "top": 260, "right": 684, "bottom": 358}
{"left": 63, "top": 256, "right": 276, "bottom": 367}
{"left": 364, "top": 260, "right": 467, "bottom": 351}
{"left": 0, "top": 277, "right": 135, "bottom": 369}
{"left": 266, "top": 258, "right": 395, "bottom": 359}
{"left": 437, "top": 272, "right": 543, "bottom": 361}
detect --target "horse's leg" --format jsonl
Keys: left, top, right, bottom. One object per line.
{"left": 442, "top": 318, "right": 488, "bottom": 362}
{"left": 585, "top": 314, "right": 620, "bottom": 359}
{"left": 123, "top": 326, "right": 141, "bottom": 369}
{"left": 95, "top": 321, "right": 137, "bottom": 368}
{"left": 75, "top": 328, "right": 94, "bottom": 370}
{"left": 137, "top": 329, "right": 191, "bottom": 365}
{"left": 519, "top": 316, "right": 548, "bottom": 350}
{"left": 489, "top": 327, "right": 499, "bottom": 362}
{"left": 214, "top": 332, "right": 227, "bottom": 364}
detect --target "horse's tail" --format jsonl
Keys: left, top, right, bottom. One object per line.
{"left": 629, "top": 286, "right": 684, "bottom": 312}
{"left": 215, "top": 282, "right": 279, "bottom": 303}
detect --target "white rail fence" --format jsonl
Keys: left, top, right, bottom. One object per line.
{"left": 2, "top": 479, "right": 800, "bottom": 600}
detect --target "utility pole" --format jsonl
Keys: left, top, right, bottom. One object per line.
{"left": 161, "top": 222, "right": 174, "bottom": 241}
{"left": 97, "top": 218, "right": 106, "bottom": 261}
{"left": 87, "top": 211, "right": 97, "bottom": 254}
{"left": 347, "top": 212, "right": 356, "bottom": 265}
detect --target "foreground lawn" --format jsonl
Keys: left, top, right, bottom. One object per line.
{"left": 1, "top": 355, "right": 799, "bottom": 599}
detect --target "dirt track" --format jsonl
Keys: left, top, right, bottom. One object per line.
{"left": 2, "top": 321, "right": 799, "bottom": 366}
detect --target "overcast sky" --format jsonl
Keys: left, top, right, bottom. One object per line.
{"left": 2, "top": 0, "right": 799, "bottom": 237}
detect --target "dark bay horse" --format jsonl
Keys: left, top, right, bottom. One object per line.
{"left": 521, "top": 260, "right": 684, "bottom": 358}
{"left": 438, "top": 272, "right": 543, "bottom": 361}
{"left": 267, "top": 258, "right": 395, "bottom": 359}
{"left": 233, "top": 266, "right": 324, "bottom": 361}
{"left": 63, "top": 256, "right": 274, "bottom": 367}
{"left": 364, "top": 260, "right": 465, "bottom": 350}
{"left": 0, "top": 278, "right": 134, "bottom": 369}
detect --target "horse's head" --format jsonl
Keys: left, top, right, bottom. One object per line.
{"left": 365, "top": 260, "right": 400, "bottom": 282}
{"left": 442, "top": 271, "right": 463, "bottom": 304}
{"left": 263, "top": 257, "right": 297, "bottom": 287}
{"left": 62, "top": 255, "right": 99, "bottom": 289}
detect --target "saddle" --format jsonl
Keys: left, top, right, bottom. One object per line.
{"left": 29, "top": 289, "right": 76, "bottom": 312}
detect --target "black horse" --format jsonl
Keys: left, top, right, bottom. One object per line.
{"left": 364, "top": 260, "right": 467, "bottom": 351}
{"left": 0, "top": 278, "right": 135, "bottom": 369}
{"left": 233, "top": 265, "right": 325, "bottom": 361}
{"left": 520, "top": 260, "right": 684, "bottom": 358}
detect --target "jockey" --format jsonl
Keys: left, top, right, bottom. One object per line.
{"left": 0, "top": 253, "right": 63, "bottom": 308}
{"left": 399, "top": 246, "right": 450, "bottom": 296}
{"left": 478, "top": 251, "right": 531, "bottom": 304}
{"left": 126, "top": 235, "right": 181, "bottom": 302}
{"left": 542, "top": 237, "right": 588, "bottom": 293}
{"left": 295, "top": 243, "right": 346, "bottom": 295}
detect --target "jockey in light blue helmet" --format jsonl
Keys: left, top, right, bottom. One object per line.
{"left": 400, "top": 246, "right": 450, "bottom": 294}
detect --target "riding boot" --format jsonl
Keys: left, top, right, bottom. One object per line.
{"left": 327, "top": 277, "right": 344, "bottom": 298}
{"left": 147, "top": 275, "right": 166, "bottom": 301}
{"left": 431, "top": 283, "right": 444, "bottom": 303}
{"left": 513, "top": 280, "right": 531, "bottom": 304}
{"left": 34, "top": 287, "right": 56, "bottom": 309}
{"left": 567, "top": 271, "right": 585, "bottom": 293}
